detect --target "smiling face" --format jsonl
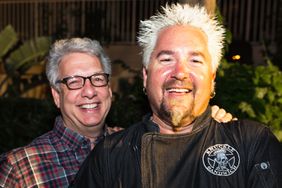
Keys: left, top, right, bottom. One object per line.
{"left": 143, "top": 25, "right": 215, "bottom": 132}
{"left": 51, "top": 52, "right": 112, "bottom": 138}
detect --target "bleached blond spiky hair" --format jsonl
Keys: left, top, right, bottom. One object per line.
{"left": 137, "top": 3, "right": 225, "bottom": 72}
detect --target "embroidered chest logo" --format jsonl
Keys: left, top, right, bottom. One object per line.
{"left": 202, "top": 144, "right": 240, "bottom": 176}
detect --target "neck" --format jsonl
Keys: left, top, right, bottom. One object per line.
{"left": 78, "top": 126, "right": 105, "bottom": 150}
{"left": 87, "top": 135, "right": 104, "bottom": 149}
{"left": 151, "top": 115, "right": 195, "bottom": 134}
{"left": 64, "top": 121, "right": 105, "bottom": 141}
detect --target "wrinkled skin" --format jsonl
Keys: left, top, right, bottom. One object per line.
{"left": 143, "top": 25, "right": 215, "bottom": 134}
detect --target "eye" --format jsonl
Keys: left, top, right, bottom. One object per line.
{"left": 191, "top": 58, "right": 203, "bottom": 64}
{"left": 67, "top": 77, "right": 82, "bottom": 86}
{"left": 94, "top": 77, "right": 103, "bottom": 81}
{"left": 92, "top": 75, "right": 106, "bottom": 82}
{"left": 158, "top": 55, "right": 175, "bottom": 64}
{"left": 160, "top": 58, "right": 172, "bottom": 62}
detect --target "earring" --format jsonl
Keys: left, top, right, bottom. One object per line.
{"left": 143, "top": 87, "right": 147, "bottom": 95}
{"left": 210, "top": 91, "right": 216, "bottom": 98}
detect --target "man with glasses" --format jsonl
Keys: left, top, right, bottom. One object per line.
{"left": 0, "top": 38, "right": 113, "bottom": 187}
{"left": 0, "top": 38, "right": 233, "bottom": 187}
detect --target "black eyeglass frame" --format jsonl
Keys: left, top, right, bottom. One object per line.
{"left": 56, "top": 73, "right": 110, "bottom": 90}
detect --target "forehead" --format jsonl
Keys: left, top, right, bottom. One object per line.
{"left": 59, "top": 52, "right": 103, "bottom": 75}
{"left": 154, "top": 25, "right": 208, "bottom": 53}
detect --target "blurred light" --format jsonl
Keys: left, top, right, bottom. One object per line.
{"left": 232, "top": 55, "right": 241, "bottom": 61}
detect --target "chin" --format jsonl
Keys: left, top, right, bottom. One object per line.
{"left": 82, "top": 118, "right": 103, "bottom": 127}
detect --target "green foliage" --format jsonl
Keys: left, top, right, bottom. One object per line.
{"left": 106, "top": 60, "right": 150, "bottom": 128}
{"left": 6, "top": 37, "right": 51, "bottom": 72}
{"left": 0, "top": 25, "right": 51, "bottom": 97}
{"left": 0, "top": 25, "right": 18, "bottom": 58}
{"left": 106, "top": 75, "right": 150, "bottom": 128}
{"left": 214, "top": 8, "right": 281, "bottom": 140}
{"left": 213, "top": 60, "right": 282, "bottom": 140}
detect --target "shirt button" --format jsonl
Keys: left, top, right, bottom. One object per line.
{"left": 260, "top": 162, "right": 269, "bottom": 170}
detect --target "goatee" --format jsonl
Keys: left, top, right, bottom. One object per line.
{"left": 160, "top": 98, "right": 195, "bottom": 131}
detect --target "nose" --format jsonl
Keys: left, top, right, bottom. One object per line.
{"left": 171, "top": 59, "right": 189, "bottom": 80}
{"left": 81, "top": 79, "right": 97, "bottom": 98}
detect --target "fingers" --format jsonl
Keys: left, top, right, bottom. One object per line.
{"left": 106, "top": 126, "right": 124, "bottom": 134}
{"left": 211, "top": 105, "right": 235, "bottom": 123}
{"left": 211, "top": 105, "right": 220, "bottom": 118}
{"left": 219, "top": 112, "right": 233, "bottom": 123}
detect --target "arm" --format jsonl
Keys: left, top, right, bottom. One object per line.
{"left": 0, "top": 156, "right": 17, "bottom": 187}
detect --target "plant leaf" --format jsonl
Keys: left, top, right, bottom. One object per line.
{"left": 6, "top": 37, "right": 51, "bottom": 72}
{"left": 0, "top": 25, "right": 18, "bottom": 58}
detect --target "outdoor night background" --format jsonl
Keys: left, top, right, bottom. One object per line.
{"left": 0, "top": 0, "right": 281, "bottom": 153}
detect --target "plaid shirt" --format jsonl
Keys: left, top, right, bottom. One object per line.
{"left": 0, "top": 116, "right": 107, "bottom": 188}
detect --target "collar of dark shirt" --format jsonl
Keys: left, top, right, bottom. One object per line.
{"left": 143, "top": 105, "right": 212, "bottom": 134}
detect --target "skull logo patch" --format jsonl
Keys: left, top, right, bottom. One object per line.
{"left": 202, "top": 144, "right": 240, "bottom": 176}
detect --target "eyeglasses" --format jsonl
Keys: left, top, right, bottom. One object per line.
{"left": 56, "top": 73, "right": 110, "bottom": 90}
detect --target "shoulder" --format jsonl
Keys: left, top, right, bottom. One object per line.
{"left": 1, "top": 130, "right": 58, "bottom": 168}
{"left": 105, "top": 122, "right": 145, "bottom": 145}
{"left": 0, "top": 144, "right": 40, "bottom": 186}
{"left": 219, "top": 119, "right": 277, "bottom": 145}
{"left": 91, "top": 122, "right": 144, "bottom": 156}
{"left": 105, "top": 122, "right": 144, "bottom": 142}
{"left": 0, "top": 131, "right": 61, "bottom": 186}
{"left": 220, "top": 119, "right": 268, "bottom": 134}
{"left": 237, "top": 119, "right": 268, "bottom": 130}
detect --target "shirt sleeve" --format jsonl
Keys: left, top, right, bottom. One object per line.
{"left": 0, "top": 156, "right": 17, "bottom": 187}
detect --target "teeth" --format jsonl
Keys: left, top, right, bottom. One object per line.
{"left": 80, "top": 104, "right": 98, "bottom": 109}
{"left": 167, "top": 88, "right": 191, "bottom": 93}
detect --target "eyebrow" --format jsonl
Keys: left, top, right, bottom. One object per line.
{"left": 156, "top": 50, "right": 207, "bottom": 60}
{"left": 61, "top": 71, "right": 105, "bottom": 79}
{"left": 156, "top": 50, "right": 174, "bottom": 58}
{"left": 190, "top": 51, "right": 206, "bottom": 60}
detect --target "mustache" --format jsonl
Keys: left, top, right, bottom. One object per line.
{"left": 163, "top": 79, "right": 194, "bottom": 89}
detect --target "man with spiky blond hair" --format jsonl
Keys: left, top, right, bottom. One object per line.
{"left": 71, "top": 4, "right": 282, "bottom": 188}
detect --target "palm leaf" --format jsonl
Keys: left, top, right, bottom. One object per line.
{"left": 0, "top": 25, "right": 18, "bottom": 58}
{"left": 6, "top": 36, "right": 51, "bottom": 72}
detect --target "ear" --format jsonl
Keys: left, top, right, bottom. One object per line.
{"left": 108, "top": 86, "right": 113, "bottom": 98}
{"left": 142, "top": 67, "right": 148, "bottom": 88}
{"left": 211, "top": 73, "right": 216, "bottom": 91}
{"left": 212, "top": 73, "right": 216, "bottom": 81}
{"left": 51, "top": 87, "right": 61, "bottom": 108}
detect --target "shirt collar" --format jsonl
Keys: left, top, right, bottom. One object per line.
{"left": 53, "top": 116, "right": 108, "bottom": 150}
{"left": 143, "top": 105, "right": 212, "bottom": 133}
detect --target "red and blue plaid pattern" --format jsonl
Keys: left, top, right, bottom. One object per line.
{"left": 0, "top": 116, "right": 106, "bottom": 188}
